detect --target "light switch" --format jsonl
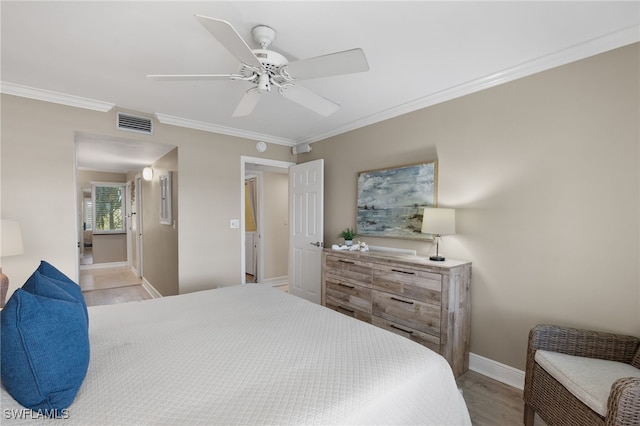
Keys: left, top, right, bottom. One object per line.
{"left": 230, "top": 219, "right": 240, "bottom": 229}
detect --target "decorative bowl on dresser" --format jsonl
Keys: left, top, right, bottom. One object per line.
{"left": 321, "top": 249, "right": 472, "bottom": 378}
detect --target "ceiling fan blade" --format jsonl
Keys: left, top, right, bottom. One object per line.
{"left": 147, "top": 74, "right": 242, "bottom": 81}
{"left": 194, "top": 15, "right": 263, "bottom": 69}
{"left": 280, "top": 84, "right": 340, "bottom": 117}
{"left": 284, "top": 48, "right": 369, "bottom": 80}
{"left": 232, "top": 88, "right": 261, "bottom": 117}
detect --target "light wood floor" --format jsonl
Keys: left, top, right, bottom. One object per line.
{"left": 458, "top": 370, "right": 529, "bottom": 425}
{"left": 79, "top": 266, "right": 151, "bottom": 307}
{"left": 79, "top": 266, "right": 539, "bottom": 425}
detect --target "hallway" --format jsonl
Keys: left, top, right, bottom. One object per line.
{"left": 79, "top": 266, "right": 151, "bottom": 307}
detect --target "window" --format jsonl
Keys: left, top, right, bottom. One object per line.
{"left": 92, "top": 183, "right": 126, "bottom": 234}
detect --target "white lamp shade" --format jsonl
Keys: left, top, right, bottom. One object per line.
{"left": 421, "top": 208, "right": 456, "bottom": 235}
{"left": 1, "top": 220, "right": 24, "bottom": 257}
{"left": 142, "top": 167, "right": 153, "bottom": 181}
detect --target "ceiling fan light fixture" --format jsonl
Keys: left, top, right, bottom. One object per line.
{"left": 257, "top": 74, "right": 270, "bottom": 93}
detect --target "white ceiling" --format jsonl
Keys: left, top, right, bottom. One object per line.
{"left": 75, "top": 133, "right": 176, "bottom": 173}
{"left": 2, "top": 1, "right": 639, "bottom": 170}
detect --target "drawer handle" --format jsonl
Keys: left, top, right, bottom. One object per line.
{"left": 339, "top": 259, "right": 355, "bottom": 264}
{"left": 338, "top": 283, "right": 355, "bottom": 289}
{"left": 337, "top": 306, "right": 355, "bottom": 314}
{"left": 390, "top": 324, "right": 414, "bottom": 334}
{"left": 390, "top": 296, "right": 414, "bottom": 305}
{"left": 391, "top": 269, "right": 415, "bottom": 275}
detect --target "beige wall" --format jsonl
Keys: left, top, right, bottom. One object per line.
{"left": 302, "top": 43, "right": 640, "bottom": 370}
{"left": 1, "top": 95, "right": 295, "bottom": 298}
{"left": 262, "top": 171, "right": 289, "bottom": 279}
{"left": 141, "top": 148, "right": 179, "bottom": 296}
{"left": 92, "top": 234, "right": 127, "bottom": 264}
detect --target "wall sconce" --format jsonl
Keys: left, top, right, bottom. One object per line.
{"left": 421, "top": 208, "right": 455, "bottom": 261}
{"left": 142, "top": 166, "right": 153, "bottom": 181}
{"left": 1, "top": 219, "right": 24, "bottom": 307}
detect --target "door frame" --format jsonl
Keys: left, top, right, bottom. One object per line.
{"left": 240, "top": 156, "right": 294, "bottom": 284}
{"left": 135, "top": 175, "right": 143, "bottom": 279}
{"left": 244, "top": 172, "right": 261, "bottom": 281}
{"left": 125, "top": 180, "right": 133, "bottom": 268}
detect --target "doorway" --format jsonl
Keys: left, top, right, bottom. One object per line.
{"left": 241, "top": 156, "right": 294, "bottom": 285}
{"left": 74, "top": 132, "right": 176, "bottom": 276}
{"left": 244, "top": 174, "right": 259, "bottom": 283}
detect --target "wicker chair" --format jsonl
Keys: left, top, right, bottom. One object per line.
{"left": 524, "top": 324, "right": 640, "bottom": 426}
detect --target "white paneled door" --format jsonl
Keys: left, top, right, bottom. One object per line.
{"left": 289, "top": 159, "right": 324, "bottom": 304}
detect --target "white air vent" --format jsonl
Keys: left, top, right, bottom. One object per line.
{"left": 117, "top": 112, "right": 153, "bottom": 135}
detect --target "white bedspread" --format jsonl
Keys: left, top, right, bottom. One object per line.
{"left": 1, "top": 285, "right": 471, "bottom": 425}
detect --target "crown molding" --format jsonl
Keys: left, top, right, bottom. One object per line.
{"left": 153, "top": 113, "right": 296, "bottom": 146}
{"left": 0, "top": 81, "right": 115, "bottom": 112}
{"left": 299, "top": 24, "right": 640, "bottom": 145}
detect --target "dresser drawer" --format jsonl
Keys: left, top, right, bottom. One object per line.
{"left": 373, "top": 264, "right": 441, "bottom": 303}
{"left": 326, "top": 300, "right": 372, "bottom": 323}
{"left": 372, "top": 316, "right": 440, "bottom": 352}
{"left": 325, "top": 277, "right": 372, "bottom": 313}
{"left": 325, "top": 255, "right": 373, "bottom": 286}
{"left": 372, "top": 289, "right": 440, "bottom": 336}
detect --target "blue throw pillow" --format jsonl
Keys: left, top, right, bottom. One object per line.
{"left": 37, "top": 260, "right": 76, "bottom": 285}
{"left": 24, "top": 261, "right": 88, "bottom": 323}
{"left": 0, "top": 285, "right": 90, "bottom": 413}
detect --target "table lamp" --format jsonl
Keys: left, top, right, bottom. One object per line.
{"left": 1, "top": 219, "right": 24, "bottom": 307}
{"left": 421, "top": 208, "right": 455, "bottom": 261}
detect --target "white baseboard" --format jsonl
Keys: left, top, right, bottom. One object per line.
{"left": 80, "top": 261, "right": 128, "bottom": 270}
{"left": 469, "top": 352, "right": 525, "bottom": 390}
{"left": 141, "top": 278, "right": 162, "bottom": 299}
{"left": 261, "top": 276, "right": 288, "bottom": 287}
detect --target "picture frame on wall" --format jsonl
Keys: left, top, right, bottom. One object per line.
{"left": 356, "top": 161, "right": 437, "bottom": 240}
{"left": 159, "top": 171, "right": 172, "bottom": 225}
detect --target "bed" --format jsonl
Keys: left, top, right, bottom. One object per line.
{"left": 2, "top": 283, "right": 471, "bottom": 425}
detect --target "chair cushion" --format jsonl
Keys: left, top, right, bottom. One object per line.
{"left": 536, "top": 350, "right": 640, "bottom": 416}
{"left": 0, "top": 283, "right": 90, "bottom": 413}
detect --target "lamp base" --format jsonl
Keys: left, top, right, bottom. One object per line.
{"left": 1, "top": 268, "right": 8, "bottom": 308}
{"left": 429, "top": 255, "right": 446, "bottom": 262}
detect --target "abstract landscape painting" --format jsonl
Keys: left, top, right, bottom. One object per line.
{"left": 357, "top": 161, "right": 437, "bottom": 240}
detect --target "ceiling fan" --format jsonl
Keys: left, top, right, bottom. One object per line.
{"left": 148, "top": 14, "right": 369, "bottom": 117}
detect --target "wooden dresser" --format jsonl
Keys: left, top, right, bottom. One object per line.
{"left": 321, "top": 249, "right": 472, "bottom": 377}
